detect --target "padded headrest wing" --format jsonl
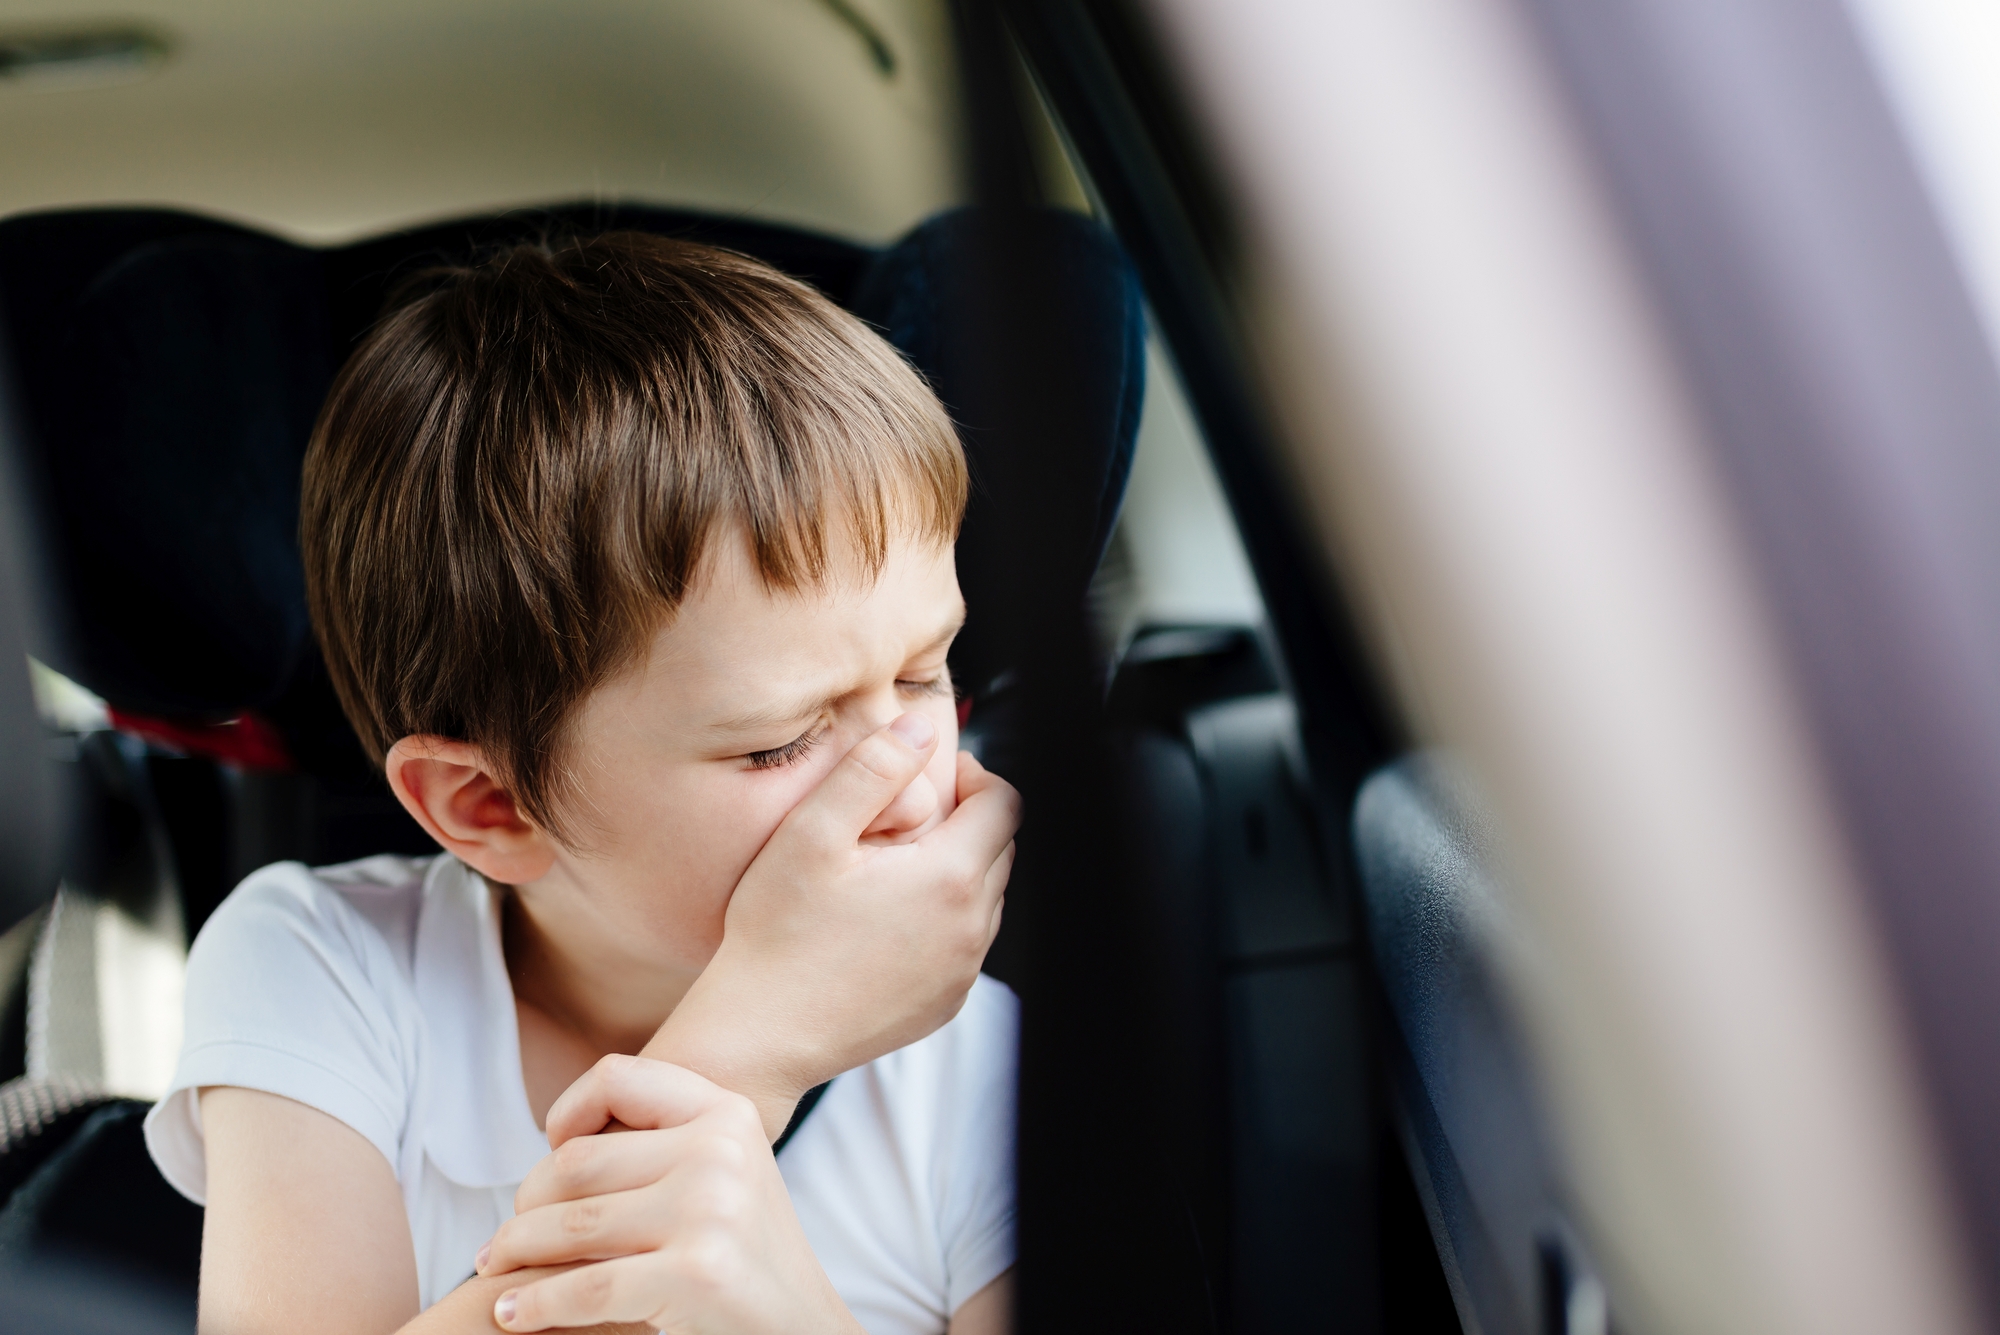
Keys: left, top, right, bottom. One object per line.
{"left": 0, "top": 328, "right": 62, "bottom": 932}
{"left": 50, "top": 233, "right": 328, "bottom": 716}
{"left": 854, "top": 208, "right": 1147, "bottom": 696}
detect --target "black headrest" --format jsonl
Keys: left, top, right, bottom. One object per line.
{"left": 53, "top": 234, "right": 327, "bottom": 716}
{"left": 853, "top": 208, "right": 1146, "bottom": 696}
{"left": 0, "top": 203, "right": 1143, "bottom": 774}
{"left": 0, "top": 326, "right": 62, "bottom": 932}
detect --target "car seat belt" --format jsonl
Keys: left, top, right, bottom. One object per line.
{"left": 772, "top": 1080, "right": 830, "bottom": 1156}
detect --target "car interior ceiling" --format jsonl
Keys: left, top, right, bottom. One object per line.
{"left": 0, "top": 1, "right": 970, "bottom": 249}
{"left": 0, "top": 4, "right": 1478, "bottom": 1334}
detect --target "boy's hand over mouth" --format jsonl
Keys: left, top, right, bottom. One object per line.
{"left": 478, "top": 1056, "right": 860, "bottom": 1334}
{"left": 641, "top": 713, "right": 1021, "bottom": 1141}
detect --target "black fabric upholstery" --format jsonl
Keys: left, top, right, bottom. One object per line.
{"left": 326, "top": 205, "right": 879, "bottom": 346}
{"left": 853, "top": 207, "right": 1146, "bottom": 697}
{"left": 0, "top": 202, "right": 1143, "bottom": 771}
{"left": 51, "top": 235, "right": 327, "bottom": 717}
{"left": 0, "top": 321, "right": 62, "bottom": 932}
{"left": 0, "top": 1099, "right": 200, "bottom": 1326}
{"left": 0, "top": 1077, "right": 115, "bottom": 1207}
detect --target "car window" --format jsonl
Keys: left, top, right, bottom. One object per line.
{"left": 1847, "top": 0, "right": 2000, "bottom": 369}
{"left": 1100, "top": 331, "right": 1264, "bottom": 651}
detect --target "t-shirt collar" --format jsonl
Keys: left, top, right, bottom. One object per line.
{"left": 412, "top": 857, "right": 551, "bottom": 1188}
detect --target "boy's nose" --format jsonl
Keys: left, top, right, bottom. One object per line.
{"left": 863, "top": 770, "right": 939, "bottom": 844}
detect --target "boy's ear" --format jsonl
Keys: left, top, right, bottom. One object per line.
{"left": 385, "top": 736, "right": 556, "bottom": 886}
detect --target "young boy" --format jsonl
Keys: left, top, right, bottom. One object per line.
{"left": 142, "top": 234, "right": 1023, "bottom": 1335}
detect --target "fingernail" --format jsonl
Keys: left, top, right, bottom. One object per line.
{"left": 890, "top": 712, "right": 935, "bottom": 749}
{"left": 495, "top": 1292, "right": 517, "bottom": 1327}
{"left": 475, "top": 1242, "right": 490, "bottom": 1273}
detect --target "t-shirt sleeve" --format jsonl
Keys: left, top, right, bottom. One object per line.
{"left": 938, "top": 975, "right": 1020, "bottom": 1314}
{"left": 142, "top": 864, "right": 417, "bottom": 1205}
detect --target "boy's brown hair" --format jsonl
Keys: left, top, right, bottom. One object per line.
{"left": 302, "top": 232, "right": 967, "bottom": 838}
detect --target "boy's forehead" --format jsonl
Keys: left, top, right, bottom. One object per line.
{"left": 680, "top": 525, "right": 959, "bottom": 620}
{"left": 637, "top": 530, "right": 963, "bottom": 713}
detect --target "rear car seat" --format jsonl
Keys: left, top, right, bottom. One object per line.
{"left": 0, "top": 201, "right": 1146, "bottom": 1315}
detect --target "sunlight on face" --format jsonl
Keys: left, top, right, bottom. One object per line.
{"left": 538, "top": 527, "right": 966, "bottom": 974}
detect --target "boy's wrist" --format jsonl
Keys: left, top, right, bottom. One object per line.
{"left": 638, "top": 967, "right": 815, "bottom": 1142}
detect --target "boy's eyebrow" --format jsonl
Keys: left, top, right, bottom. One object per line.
{"left": 706, "top": 609, "right": 966, "bottom": 737}
{"left": 907, "top": 610, "right": 967, "bottom": 661}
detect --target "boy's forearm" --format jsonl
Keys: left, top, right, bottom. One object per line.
{"left": 402, "top": 1265, "right": 651, "bottom": 1335}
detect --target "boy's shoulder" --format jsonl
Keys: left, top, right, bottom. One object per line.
{"left": 785, "top": 974, "right": 1018, "bottom": 1169}
{"left": 848, "top": 973, "right": 1020, "bottom": 1114}
{"left": 194, "top": 852, "right": 446, "bottom": 979}
{"left": 925, "top": 972, "right": 1019, "bottom": 1066}
{"left": 952, "top": 973, "right": 1020, "bottom": 1050}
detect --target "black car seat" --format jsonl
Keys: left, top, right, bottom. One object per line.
{"left": 0, "top": 318, "right": 190, "bottom": 1326}
{"left": 0, "top": 201, "right": 1146, "bottom": 1317}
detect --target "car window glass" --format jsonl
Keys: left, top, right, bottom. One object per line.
{"left": 1847, "top": 0, "right": 2000, "bottom": 367}
{"left": 1094, "top": 331, "right": 1264, "bottom": 657}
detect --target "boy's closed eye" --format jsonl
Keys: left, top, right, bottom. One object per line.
{"left": 895, "top": 674, "right": 953, "bottom": 700}
{"left": 744, "top": 726, "right": 830, "bottom": 771}
{"left": 736, "top": 676, "right": 954, "bottom": 771}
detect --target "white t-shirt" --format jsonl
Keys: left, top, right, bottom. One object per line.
{"left": 143, "top": 855, "right": 1018, "bottom": 1333}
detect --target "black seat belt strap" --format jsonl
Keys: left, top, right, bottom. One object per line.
{"left": 772, "top": 1080, "right": 831, "bottom": 1156}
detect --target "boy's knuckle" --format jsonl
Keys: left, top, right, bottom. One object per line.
{"left": 485, "top": 1228, "right": 517, "bottom": 1267}
{"left": 945, "top": 851, "right": 983, "bottom": 894}
{"left": 980, "top": 778, "right": 1019, "bottom": 812}
{"left": 719, "top": 1093, "right": 763, "bottom": 1141}
{"left": 845, "top": 737, "right": 904, "bottom": 785}
{"left": 691, "top": 1128, "right": 747, "bottom": 1173}
{"left": 570, "top": 1262, "right": 616, "bottom": 1309}
{"left": 683, "top": 1132, "right": 723, "bottom": 1172}
{"left": 673, "top": 1235, "right": 740, "bottom": 1295}
{"left": 552, "top": 1136, "right": 594, "bottom": 1185}
{"left": 561, "top": 1197, "right": 604, "bottom": 1240}
{"left": 689, "top": 1177, "right": 746, "bottom": 1227}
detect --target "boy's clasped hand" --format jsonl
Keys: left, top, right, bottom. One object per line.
{"left": 479, "top": 1059, "right": 843, "bottom": 1334}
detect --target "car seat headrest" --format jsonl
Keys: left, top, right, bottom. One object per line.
{"left": 50, "top": 233, "right": 327, "bottom": 717}
{"left": 853, "top": 208, "right": 1146, "bottom": 697}
{"left": 0, "top": 332, "right": 65, "bottom": 932}
{"left": 0, "top": 203, "right": 1144, "bottom": 774}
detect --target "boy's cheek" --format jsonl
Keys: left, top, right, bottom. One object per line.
{"left": 707, "top": 763, "right": 828, "bottom": 874}
{"left": 767, "top": 755, "right": 840, "bottom": 826}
